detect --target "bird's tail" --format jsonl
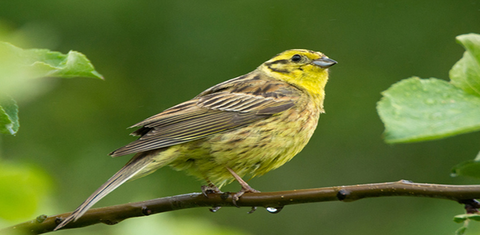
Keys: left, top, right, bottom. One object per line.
{"left": 54, "top": 150, "right": 165, "bottom": 231}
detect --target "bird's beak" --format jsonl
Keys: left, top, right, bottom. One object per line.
{"left": 313, "top": 56, "right": 337, "bottom": 68}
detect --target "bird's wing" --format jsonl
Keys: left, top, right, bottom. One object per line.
{"left": 110, "top": 78, "right": 300, "bottom": 157}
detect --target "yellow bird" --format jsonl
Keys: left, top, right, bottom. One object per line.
{"left": 54, "top": 49, "right": 336, "bottom": 230}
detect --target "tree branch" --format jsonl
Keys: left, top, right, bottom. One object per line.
{"left": 3, "top": 180, "right": 480, "bottom": 234}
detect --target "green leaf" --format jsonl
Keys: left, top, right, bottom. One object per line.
{"left": 0, "top": 96, "right": 19, "bottom": 135}
{"left": 454, "top": 215, "right": 480, "bottom": 235}
{"left": 0, "top": 42, "right": 103, "bottom": 135}
{"left": 451, "top": 152, "right": 480, "bottom": 178}
{"left": 0, "top": 42, "right": 103, "bottom": 80}
{"left": 378, "top": 33, "right": 480, "bottom": 143}
{"left": 377, "top": 77, "right": 480, "bottom": 143}
{"left": 0, "top": 162, "right": 52, "bottom": 221}
{"left": 454, "top": 214, "right": 480, "bottom": 223}
{"left": 456, "top": 225, "right": 467, "bottom": 235}
{"left": 452, "top": 161, "right": 480, "bottom": 178}
{"left": 450, "top": 33, "right": 480, "bottom": 96}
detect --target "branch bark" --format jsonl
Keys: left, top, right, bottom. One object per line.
{"left": 3, "top": 180, "right": 480, "bottom": 234}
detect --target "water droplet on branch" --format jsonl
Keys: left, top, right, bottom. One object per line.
{"left": 209, "top": 206, "right": 221, "bottom": 213}
{"left": 266, "top": 206, "right": 284, "bottom": 214}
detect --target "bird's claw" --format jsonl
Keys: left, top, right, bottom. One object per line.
{"left": 231, "top": 186, "right": 261, "bottom": 207}
{"left": 247, "top": 206, "right": 258, "bottom": 214}
{"left": 201, "top": 184, "right": 222, "bottom": 197}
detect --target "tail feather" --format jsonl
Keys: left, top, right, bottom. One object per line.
{"left": 54, "top": 151, "right": 160, "bottom": 231}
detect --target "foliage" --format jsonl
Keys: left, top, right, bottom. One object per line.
{"left": 377, "top": 34, "right": 480, "bottom": 143}
{"left": 0, "top": 41, "right": 103, "bottom": 135}
{"left": 0, "top": 97, "right": 18, "bottom": 135}
{"left": 378, "top": 33, "right": 480, "bottom": 234}
{"left": 0, "top": 163, "right": 51, "bottom": 221}
{"left": 0, "top": 41, "right": 102, "bottom": 222}
{"left": 378, "top": 33, "right": 480, "bottom": 178}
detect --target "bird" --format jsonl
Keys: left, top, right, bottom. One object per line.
{"left": 54, "top": 49, "right": 336, "bottom": 230}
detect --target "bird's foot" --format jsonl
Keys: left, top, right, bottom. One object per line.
{"left": 233, "top": 185, "right": 260, "bottom": 212}
{"left": 201, "top": 184, "right": 222, "bottom": 197}
{"left": 232, "top": 185, "right": 261, "bottom": 202}
{"left": 202, "top": 183, "right": 224, "bottom": 213}
{"left": 226, "top": 167, "right": 261, "bottom": 208}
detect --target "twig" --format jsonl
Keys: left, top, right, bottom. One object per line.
{"left": 3, "top": 180, "right": 480, "bottom": 234}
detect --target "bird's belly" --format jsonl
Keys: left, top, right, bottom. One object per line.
{"left": 169, "top": 102, "right": 320, "bottom": 187}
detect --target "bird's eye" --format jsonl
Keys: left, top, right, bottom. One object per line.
{"left": 291, "top": 54, "right": 302, "bottom": 62}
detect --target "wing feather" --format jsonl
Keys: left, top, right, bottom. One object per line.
{"left": 110, "top": 75, "right": 301, "bottom": 157}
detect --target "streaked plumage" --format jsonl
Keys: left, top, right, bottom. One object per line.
{"left": 54, "top": 49, "right": 336, "bottom": 230}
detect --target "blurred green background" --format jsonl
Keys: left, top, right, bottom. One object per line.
{"left": 1, "top": 1, "right": 480, "bottom": 234}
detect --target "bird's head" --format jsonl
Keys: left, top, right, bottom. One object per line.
{"left": 260, "top": 49, "right": 337, "bottom": 98}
